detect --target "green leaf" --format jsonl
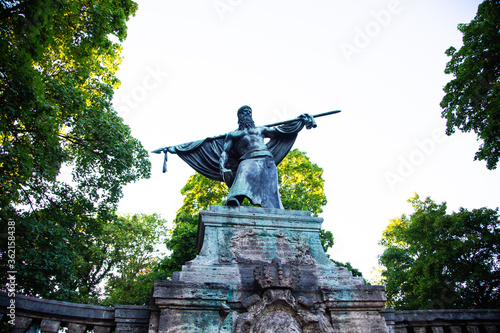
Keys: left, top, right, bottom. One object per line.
{"left": 379, "top": 193, "right": 500, "bottom": 310}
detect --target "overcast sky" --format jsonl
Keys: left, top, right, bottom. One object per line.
{"left": 113, "top": 0, "right": 499, "bottom": 281}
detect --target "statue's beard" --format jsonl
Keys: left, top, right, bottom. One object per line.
{"left": 238, "top": 115, "right": 256, "bottom": 130}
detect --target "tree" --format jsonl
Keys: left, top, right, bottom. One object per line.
{"left": 0, "top": 0, "right": 151, "bottom": 302}
{"left": 277, "top": 148, "right": 328, "bottom": 215}
{"left": 331, "top": 260, "right": 363, "bottom": 278}
{"left": 101, "top": 214, "right": 167, "bottom": 306}
{"left": 152, "top": 169, "right": 230, "bottom": 278}
{"left": 379, "top": 194, "right": 500, "bottom": 310}
{"left": 156, "top": 149, "right": 348, "bottom": 279}
{"left": 440, "top": 0, "right": 500, "bottom": 170}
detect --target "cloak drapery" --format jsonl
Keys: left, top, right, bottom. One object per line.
{"left": 158, "top": 114, "right": 316, "bottom": 187}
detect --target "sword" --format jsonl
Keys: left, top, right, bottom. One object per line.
{"left": 264, "top": 110, "right": 341, "bottom": 128}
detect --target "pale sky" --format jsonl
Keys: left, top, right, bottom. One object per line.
{"left": 113, "top": 0, "right": 499, "bottom": 281}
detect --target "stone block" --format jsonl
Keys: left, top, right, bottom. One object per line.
{"left": 484, "top": 325, "right": 498, "bottom": 333}
{"left": 412, "top": 328, "right": 427, "bottom": 333}
{"left": 115, "top": 304, "right": 150, "bottom": 333}
{"left": 115, "top": 305, "right": 150, "bottom": 322}
{"left": 40, "top": 319, "right": 61, "bottom": 333}
{"left": 465, "top": 325, "right": 480, "bottom": 333}
{"left": 68, "top": 323, "right": 87, "bottom": 333}
{"left": 115, "top": 323, "right": 149, "bottom": 333}
{"left": 148, "top": 311, "right": 160, "bottom": 333}
{"left": 93, "top": 326, "right": 111, "bottom": 333}
{"left": 157, "top": 308, "right": 229, "bottom": 333}
{"left": 12, "top": 316, "right": 33, "bottom": 333}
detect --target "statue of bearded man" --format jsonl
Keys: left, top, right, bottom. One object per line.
{"left": 220, "top": 105, "right": 284, "bottom": 208}
{"left": 155, "top": 105, "right": 320, "bottom": 209}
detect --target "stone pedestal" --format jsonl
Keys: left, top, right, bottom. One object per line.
{"left": 151, "top": 206, "right": 388, "bottom": 332}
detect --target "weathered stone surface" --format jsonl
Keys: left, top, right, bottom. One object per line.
{"left": 93, "top": 326, "right": 111, "bottom": 333}
{"left": 0, "top": 292, "right": 152, "bottom": 333}
{"left": 387, "top": 309, "right": 500, "bottom": 323}
{"left": 68, "top": 323, "right": 87, "bottom": 333}
{"left": 384, "top": 309, "right": 500, "bottom": 333}
{"left": 148, "top": 310, "right": 160, "bottom": 333}
{"left": 151, "top": 206, "right": 389, "bottom": 332}
{"left": 0, "top": 292, "right": 115, "bottom": 323}
{"left": 115, "top": 305, "right": 151, "bottom": 322}
{"left": 484, "top": 325, "right": 498, "bottom": 333}
{"left": 40, "top": 319, "right": 61, "bottom": 333}
{"left": 115, "top": 305, "right": 150, "bottom": 333}
{"left": 466, "top": 325, "right": 481, "bottom": 333}
{"left": 188, "top": 206, "right": 365, "bottom": 292}
{"left": 412, "top": 328, "right": 427, "bottom": 333}
{"left": 234, "top": 260, "right": 335, "bottom": 333}
{"left": 11, "top": 316, "right": 33, "bottom": 333}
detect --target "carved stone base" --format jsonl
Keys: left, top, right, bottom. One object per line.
{"left": 151, "top": 206, "right": 388, "bottom": 332}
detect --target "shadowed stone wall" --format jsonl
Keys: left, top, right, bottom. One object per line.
{"left": 0, "top": 292, "right": 150, "bottom": 333}
{"left": 383, "top": 309, "right": 500, "bottom": 333}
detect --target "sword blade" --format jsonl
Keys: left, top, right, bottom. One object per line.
{"left": 265, "top": 110, "right": 341, "bottom": 127}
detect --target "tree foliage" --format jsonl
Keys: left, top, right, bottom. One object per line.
{"left": 278, "top": 149, "right": 328, "bottom": 216}
{"left": 379, "top": 194, "right": 500, "bottom": 310}
{"left": 440, "top": 0, "right": 500, "bottom": 169}
{"left": 152, "top": 171, "right": 229, "bottom": 278}
{"left": 155, "top": 149, "right": 334, "bottom": 280}
{"left": 4, "top": 211, "right": 165, "bottom": 304}
{"left": 0, "top": 0, "right": 152, "bottom": 303}
{"left": 331, "top": 260, "right": 363, "bottom": 278}
{"left": 101, "top": 214, "right": 167, "bottom": 306}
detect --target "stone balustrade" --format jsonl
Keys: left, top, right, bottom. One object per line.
{"left": 2, "top": 292, "right": 500, "bottom": 332}
{"left": 383, "top": 309, "right": 500, "bottom": 333}
{"left": 0, "top": 292, "right": 152, "bottom": 333}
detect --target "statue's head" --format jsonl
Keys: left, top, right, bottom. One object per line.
{"left": 237, "top": 105, "right": 255, "bottom": 130}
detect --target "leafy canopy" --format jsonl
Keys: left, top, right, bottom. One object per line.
{"left": 101, "top": 213, "right": 167, "bottom": 306}
{"left": 440, "top": 0, "right": 500, "bottom": 169}
{"left": 0, "top": 0, "right": 153, "bottom": 303}
{"left": 0, "top": 0, "right": 147, "bottom": 211}
{"left": 379, "top": 194, "right": 500, "bottom": 310}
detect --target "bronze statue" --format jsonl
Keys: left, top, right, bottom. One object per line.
{"left": 153, "top": 106, "right": 339, "bottom": 209}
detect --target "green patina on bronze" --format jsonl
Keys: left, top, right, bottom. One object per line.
{"left": 153, "top": 106, "right": 340, "bottom": 209}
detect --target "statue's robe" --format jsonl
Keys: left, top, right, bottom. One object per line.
{"left": 162, "top": 115, "right": 316, "bottom": 209}
{"left": 226, "top": 149, "right": 282, "bottom": 208}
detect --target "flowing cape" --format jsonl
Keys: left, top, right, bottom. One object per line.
{"left": 159, "top": 115, "right": 316, "bottom": 184}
